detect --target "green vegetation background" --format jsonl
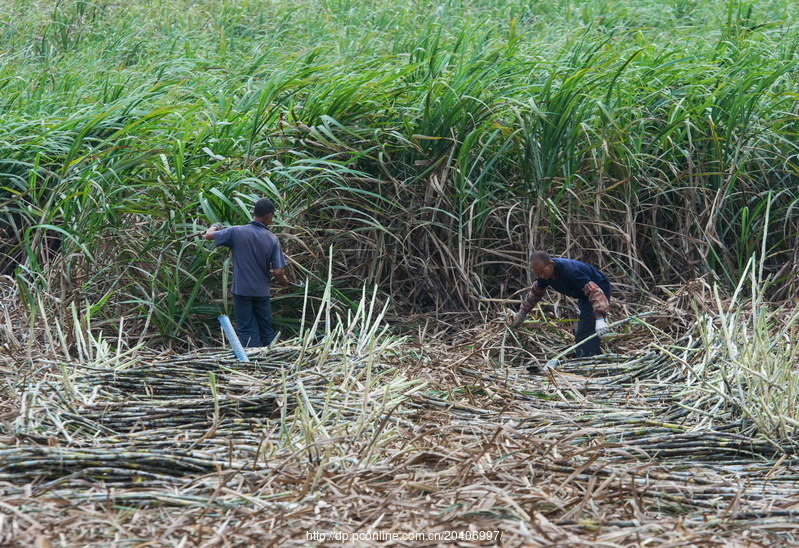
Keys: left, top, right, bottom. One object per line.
{"left": 1, "top": 0, "right": 797, "bottom": 345}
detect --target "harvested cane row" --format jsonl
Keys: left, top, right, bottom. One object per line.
{"left": 2, "top": 319, "right": 799, "bottom": 546}
{"left": 1, "top": 342, "right": 421, "bottom": 495}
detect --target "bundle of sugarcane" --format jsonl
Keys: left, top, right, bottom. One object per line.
{"left": 67, "top": 392, "right": 292, "bottom": 432}
{"left": 73, "top": 346, "right": 331, "bottom": 397}
{"left": 0, "top": 446, "right": 228, "bottom": 482}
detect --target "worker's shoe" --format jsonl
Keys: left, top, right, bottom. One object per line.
{"left": 543, "top": 359, "right": 559, "bottom": 370}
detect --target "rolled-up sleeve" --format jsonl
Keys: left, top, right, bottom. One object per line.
{"left": 520, "top": 280, "right": 547, "bottom": 315}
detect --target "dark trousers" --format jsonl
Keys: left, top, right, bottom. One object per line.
{"left": 574, "top": 290, "right": 611, "bottom": 358}
{"left": 233, "top": 294, "right": 275, "bottom": 347}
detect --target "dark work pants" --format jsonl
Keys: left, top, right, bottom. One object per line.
{"left": 233, "top": 294, "right": 275, "bottom": 347}
{"left": 574, "top": 289, "right": 611, "bottom": 358}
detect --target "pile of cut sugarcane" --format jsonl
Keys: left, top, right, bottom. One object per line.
{"left": 1, "top": 343, "right": 420, "bottom": 496}
{"left": 2, "top": 290, "right": 799, "bottom": 547}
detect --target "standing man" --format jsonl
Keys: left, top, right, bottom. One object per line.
{"left": 511, "top": 250, "right": 613, "bottom": 358}
{"left": 204, "top": 198, "right": 289, "bottom": 347}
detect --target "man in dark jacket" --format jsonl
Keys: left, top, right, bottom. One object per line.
{"left": 511, "top": 250, "right": 612, "bottom": 358}
{"left": 204, "top": 198, "right": 289, "bottom": 347}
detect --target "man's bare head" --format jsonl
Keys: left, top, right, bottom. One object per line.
{"left": 531, "top": 250, "right": 555, "bottom": 279}
{"left": 253, "top": 198, "right": 275, "bottom": 224}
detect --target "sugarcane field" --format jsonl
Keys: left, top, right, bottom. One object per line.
{"left": 2, "top": 0, "right": 799, "bottom": 546}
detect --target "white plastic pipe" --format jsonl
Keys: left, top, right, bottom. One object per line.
{"left": 218, "top": 315, "right": 250, "bottom": 362}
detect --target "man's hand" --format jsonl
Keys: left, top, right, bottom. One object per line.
{"left": 273, "top": 268, "right": 289, "bottom": 287}
{"left": 595, "top": 318, "right": 610, "bottom": 338}
{"left": 203, "top": 223, "right": 224, "bottom": 240}
{"left": 510, "top": 312, "right": 526, "bottom": 329}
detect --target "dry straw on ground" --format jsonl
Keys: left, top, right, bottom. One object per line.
{"left": 2, "top": 279, "right": 799, "bottom": 547}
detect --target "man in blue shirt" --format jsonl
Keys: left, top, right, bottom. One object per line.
{"left": 204, "top": 198, "right": 289, "bottom": 347}
{"left": 511, "top": 250, "right": 613, "bottom": 358}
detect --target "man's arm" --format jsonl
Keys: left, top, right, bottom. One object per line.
{"left": 273, "top": 268, "right": 289, "bottom": 287}
{"left": 582, "top": 282, "right": 609, "bottom": 318}
{"left": 520, "top": 280, "right": 547, "bottom": 315}
{"left": 511, "top": 280, "right": 546, "bottom": 328}
{"left": 269, "top": 238, "right": 289, "bottom": 287}
{"left": 203, "top": 223, "right": 224, "bottom": 241}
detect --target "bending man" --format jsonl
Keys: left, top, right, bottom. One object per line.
{"left": 204, "top": 198, "right": 289, "bottom": 347}
{"left": 511, "top": 251, "right": 612, "bottom": 358}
